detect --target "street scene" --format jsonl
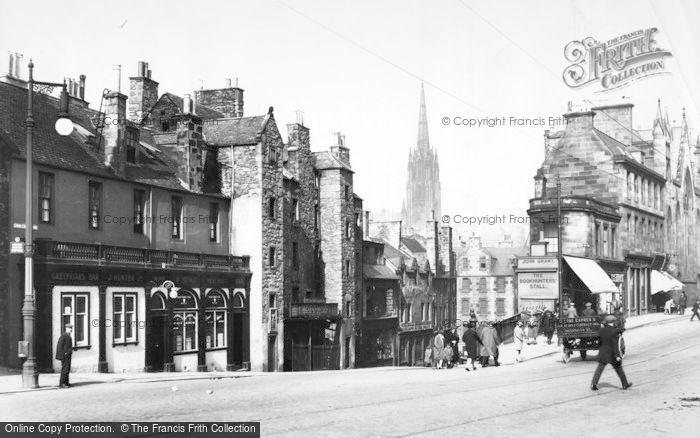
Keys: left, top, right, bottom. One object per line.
{"left": 2, "top": 315, "right": 699, "bottom": 436}
{"left": 1, "top": 0, "right": 700, "bottom": 437}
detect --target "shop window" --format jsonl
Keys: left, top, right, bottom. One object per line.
{"left": 205, "top": 290, "right": 227, "bottom": 349}
{"left": 172, "top": 290, "right": 198, "bottom": 353}
{"left": 61, "top": 293, "right": 89, "bottom": 347}
{"left": 38, "top": 172, "right": 54, "bottom": 223}
{"left": 233, "top": 293, "right": 246, "bottom": 309}
{"left": 113, "top": 293, "right": 137, "bottom": 344}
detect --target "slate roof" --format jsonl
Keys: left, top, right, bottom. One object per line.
{"left": 0, "top": 81, "right": 194, "bottom": 192}
{"left": 313, "top": 150, "right": 353, "bottom": 172}
{"left": 363, "top": 264, "right": 399, "bottom": 280}
{"left": 203, "top": 116, "right": 268, "bottom": 146}
{"left": 593, "top": 128, "right": 634, "bottom": 158}
{"left": 401, "top": 236, "right": 426, "bottom": 254}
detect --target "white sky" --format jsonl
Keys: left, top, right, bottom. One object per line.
{"left": 2, "top": 0, "right": 698, "bottom": 247}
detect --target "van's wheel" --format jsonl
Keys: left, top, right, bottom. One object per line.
{"left": 562, "top": 347, "right": 571, "bottom": 363}
{"left": 580, "top": 350, "right": 587, "bottom": 360}
{"left": 619, "top": 336, "right": 626, "bottom": 358}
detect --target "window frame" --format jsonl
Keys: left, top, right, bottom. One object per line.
{"left": 269, "top": 246, "right": 276, "bottom": 268}
{"left": 133, "top": 189, "right": 146, "bottom": 235}
{"left": 61, "top": 292, "right": 90, "bottom": 348}
{"left": 171, "top": 196, "right": 183, "bottom": 239}
{"left": 209, "top": 202, "right": 220, "bottom": 243}
{"left": 113, "top": 292, "right": 138, "bottom": 345}
{"left": 38, "top": 171, "right": 54, "bottom": 224}
{"left": 88, "top": 181, "right": 102, "bottom": 230}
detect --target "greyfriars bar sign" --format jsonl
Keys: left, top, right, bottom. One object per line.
{"left": 563, "top": 28, "right": 672, "bottom": 91}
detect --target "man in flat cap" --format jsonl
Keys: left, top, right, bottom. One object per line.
{"left": 582, "top": 302, "right": 597, "bottom": 316}
{"left": 55, "top": 324, "right": 74, "bottom": 388}
{"left": 591, "top": 315, "right": 631, "bottom": 391}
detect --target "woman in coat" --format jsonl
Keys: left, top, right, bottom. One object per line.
{"left": 480, "top": 322, "right": 502, "bottom": 367}
{"left": 433, "top": 330, "right": 445, "bottom": 369}
{"left": 513, "top": 320, "right": 525, "bottom": 362}
{"left": 461, "top": 323, "right": 482, "bottom": 371}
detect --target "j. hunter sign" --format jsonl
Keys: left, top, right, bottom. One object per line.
{"left": 563, "top": 28, "right": 672, "bottom": 91}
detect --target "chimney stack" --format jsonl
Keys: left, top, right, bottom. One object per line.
{"left": 330, "top": 132, "right": 351, "bottom": 167}
{"left": 103, "top": 91, "right": 127, "bottom": 175}
{"left": 8, "top": 53, "right": 13, "bottom": 77}
{"left": 364, "top": 211, "right": 370, "bottom": 236}
{"left": 128, "top": 61, "right": 159, "bottom": 122}
{"left": 194, "top": 78, "right": 244, "bottom": 118}
{"left": 14, "top": 53, "right": 22, "bottom": 78}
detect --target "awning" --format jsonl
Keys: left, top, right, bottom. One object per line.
{"left": 563, "top": 256, "right": 618, "bottom": 294}
{"left": 651, "top": 270, "right": 684, "bottom": 294}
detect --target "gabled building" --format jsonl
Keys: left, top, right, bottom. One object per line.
{"left": 528, "top": 101, "right": 700, "bottom": 316}
{"left": 455, "top": 234, "right": 523, "bottom": 322}
{"left": 365, "top": 217, "right": 456, "bottom": 366}
{"left": 0, "top": 56, "right": 250, "bottom": 374}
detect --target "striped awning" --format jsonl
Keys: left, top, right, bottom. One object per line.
{"left": 651, "top": 270, "right": 684, "bottom": 294}
{"left": 563, "top": 256, "right": 618, "bottom": 294}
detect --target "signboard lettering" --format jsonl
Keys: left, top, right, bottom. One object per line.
{"left": 517, "top": 272, "right": 559, "bottom": 299}
{"left": 517, "top": 257, "right": 558, "bottom": 269}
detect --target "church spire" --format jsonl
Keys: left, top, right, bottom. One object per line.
{"left": 417, "top": 82, "right": 430, "bottom": 152}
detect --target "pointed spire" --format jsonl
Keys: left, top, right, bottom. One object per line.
{"left": 417, "top": 82, "right": 430, "bottom": 152}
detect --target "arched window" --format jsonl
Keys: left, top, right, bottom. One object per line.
{"left": 233, "top": 292, "right": 246, "bottom": 309}
{"left": 150, "top": 293, "right": 166, "bottom": 310}
{"left": 172, "top": 290, "right": 198, "bottom": 353}
{"left": 205, "top": 290, "right": 227, "bottom": 349}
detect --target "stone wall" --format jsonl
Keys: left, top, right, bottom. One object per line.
{"left": 194, "top": 88, "right": 244, "bottom": 118}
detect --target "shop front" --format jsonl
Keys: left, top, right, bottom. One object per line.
{"left": 359, "top": 318, "right": 398, "bottom": 367}
{"left": 26, "top": 240, "right": 250, "bottom": 374}
{"left": 561, "top": 256, "right": 619, "bottom": 314}
{"left": 398, "top": 323, "right": 434, "bottom": 366}
{"left": 284, "top": 302, "right": 341, "bottom": 371}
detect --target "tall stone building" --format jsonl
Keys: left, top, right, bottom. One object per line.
{"left": 527, "top": 100, "right": 700, "bottom": 316}
{"left": 401, "top": 83, "right": 441, "bottom": 233}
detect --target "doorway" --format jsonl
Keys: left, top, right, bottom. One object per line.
{"left": 147, "top": 311, "right": 166, "bottom": 371}
{"left": 268, "top": 335, "right": 277, "bottom": 372}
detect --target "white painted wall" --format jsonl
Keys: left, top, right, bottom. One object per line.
{"left": 106, "top": 287, "right": 146, "bottom": 373}
{"left": 52, "top": 286, "right": 99, "bottom": 373}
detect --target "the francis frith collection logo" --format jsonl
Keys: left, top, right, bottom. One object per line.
{"left": 563, "top": 27, "right": 672, "bottom": 91}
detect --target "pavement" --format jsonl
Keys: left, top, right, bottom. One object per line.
{"left": 2, "top": 314, "right": 699, "bottom": 436}
{"left": 0, "top": 312, "right": 689, "bottom": 395}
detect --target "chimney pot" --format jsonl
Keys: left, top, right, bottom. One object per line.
{"left": 233, "top": 77, "right": 238, "bottom": 87}
{"left": 183, "top": 94, "right": 192, "bottom": 114}
{"left": 225, "top": 78, "right": 232, "bottom": 88}
{"left": 147, "top": 69, "right": 151, "bottom": 79}
{"left": 137, "top": 61, "right": 146, "bottom": 77}
{"left": 8, "top": 53, "right": 13, "bottom": 77}
{"left": 14, "top": 53, "right": 22, "bottom": 79}
{"left": 79, "top": 74, "right": 86, "bottom": 100}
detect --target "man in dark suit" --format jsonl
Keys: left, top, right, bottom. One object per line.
{"left": 591, "top": 315, "right": 631, "bottom": 390}
{"left": 55, "top": 324, "right": 74, "bottom": 388}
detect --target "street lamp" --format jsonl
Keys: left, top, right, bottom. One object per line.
{"left": 22, "top": 60, "right": 73, "bottom": 388}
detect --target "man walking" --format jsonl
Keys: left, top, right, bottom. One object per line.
{"left": 513, "top": 320, "right": 525, "bottom": 362}
{"left": 679, "top": 291, "right": 688, "bottom": 315}
{"left": 690, "top": 300, "right": 700, "bottom": 322}
{"left": 591, "top": 315, "right": 631, "bottom": 391}
{"left": 462, "top": 323, "right": 482, "bottom": 371}
{"left": 582, "top": 302, "right": 597, "bottom": 316}
{"left": 541, "top": 310, "right": 557, "bottom": 344}
{"left": 480, "top": 322, "right": 501, "bottom": 367}
{"left": 55, "top": 324, "right": 74, "bottom": 388}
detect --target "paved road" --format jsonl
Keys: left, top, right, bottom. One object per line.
{"left": 2, "top": 318, "right": 700, "bottom": 437}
